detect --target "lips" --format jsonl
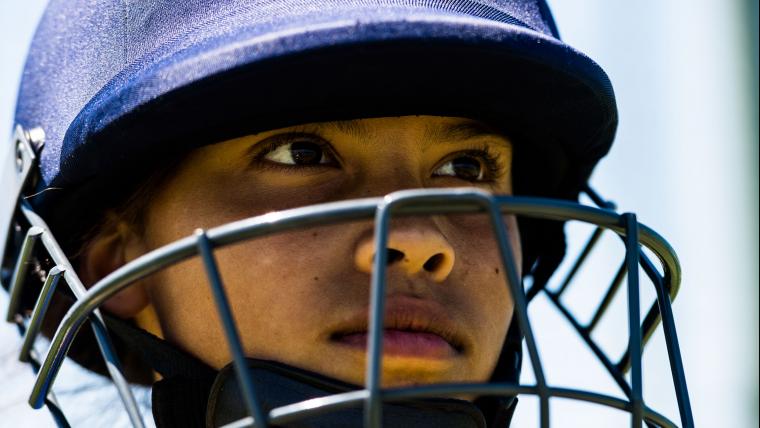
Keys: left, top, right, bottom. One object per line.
{"left": 334, "top": 329, "right": 457, "bottom": 359}
{"left": 329, "top": 296, "right": 465, "bottom": 359}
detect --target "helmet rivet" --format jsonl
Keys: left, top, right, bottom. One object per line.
{"left": 25, "top": 126, "right": 46, "bottom": 153}
{"left": 15, "top": 141, "right": 24, "bottom": 173}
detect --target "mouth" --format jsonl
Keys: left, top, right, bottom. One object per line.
{"left": 329, "top": 297, "right": 466, "bottom": 359}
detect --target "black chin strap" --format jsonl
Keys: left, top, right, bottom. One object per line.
{"left": 105, "top": 317, "right": 216, "bottom": 427}
{"left": 106, "top": 317, "right": 518, "bottom": 427}
{"left": 208, "top": 359, "right": 499, "bottom": 428}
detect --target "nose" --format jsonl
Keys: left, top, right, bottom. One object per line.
{"left": 354, "top": 227, "right": 455, "bottom": 282}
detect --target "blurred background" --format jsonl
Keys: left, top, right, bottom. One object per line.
{"left": 1, "top": 1, "right": 757, "bottom": 427}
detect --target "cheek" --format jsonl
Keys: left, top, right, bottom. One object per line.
{"left": 145, "top": 224, "right": 361, "bottom": 368}
{"left": 438, "top": 214, "right": 519, "bottom": 369}
{"left": 140, "top": 167, "right": 366, "bottom": 368}
{"left": 440, "top": 213, "right": 522, "bottom": 277}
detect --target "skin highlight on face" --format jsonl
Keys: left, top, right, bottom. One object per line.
{"left": 90, "top": 116, "right": 522, "bottom": 390}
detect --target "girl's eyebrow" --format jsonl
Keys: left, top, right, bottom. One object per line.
{"left": 421, "top": 121, "right": 507, "bottom": 149}
{"left": 329, "top": 120, "right": 373, "bottom": 140}
{"left": 324, "top": 119, "right": 506, "bottom": 148}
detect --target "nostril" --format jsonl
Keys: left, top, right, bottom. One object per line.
{"left": 423, "top": 253, "right": 445, "bottom": 272}
{"left": 386, "top": 248, "right": 405, "bottom": 265}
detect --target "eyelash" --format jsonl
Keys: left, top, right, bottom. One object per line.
{"left": 250, "top": 133, "right": 339, "bottom": 171}
{"left": 250, "top": 133, "right": 507, "bottom": 182}
{"left": 437, "top": 145, "right": 507, "bottom": 183}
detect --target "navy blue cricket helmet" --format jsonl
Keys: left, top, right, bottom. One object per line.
{"left": 3, "top": 1, "right": 697, "bottom": 428}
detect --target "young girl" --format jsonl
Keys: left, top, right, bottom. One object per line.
{"left": 87, "top": 116, "right": 520, "bottom": 386}
{"left": 1, "top": 0, "right": 691, "bottom": 427}
{"left": 86, "top": 116, "right": 523, "bottom": 427}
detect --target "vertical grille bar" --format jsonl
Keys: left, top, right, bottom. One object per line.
{"left": 5, "top": 226, "right": 43, "bottom": 322}
{"left": 623, "top": 213, "right": 644, "bottom": 428}
{"left": 19, "top": 266, "right": 65, "bottom": 362}
{"left": 196, "top": 229, "right": 268, "bottom": 428}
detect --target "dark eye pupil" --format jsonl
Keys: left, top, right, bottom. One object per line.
{"left": 290, "top": 141, "right": 323, "bottom": 165}
{"left": 452, "top": 157, "right": 481, "bottom": 180}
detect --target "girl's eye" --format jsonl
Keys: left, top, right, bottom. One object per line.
{"left": 263, "top": 140, "right": 333, "bottom": 166}
{"left": 434, "top": 155, "right": 486, "bottom": 181}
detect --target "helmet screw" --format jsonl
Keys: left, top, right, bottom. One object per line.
{"left": 15, "top": 141, "right": 24, "bottom": 173}
{"left": 25, "top": 126, "right": 46, "bottom": 153}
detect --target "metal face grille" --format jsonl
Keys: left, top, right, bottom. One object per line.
{"left": 2, "top": 130, "right": 693, "bottom": 428}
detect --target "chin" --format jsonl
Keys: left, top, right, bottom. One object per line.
{"left": 348, "top": 358, "right": 467, "bottom": 389}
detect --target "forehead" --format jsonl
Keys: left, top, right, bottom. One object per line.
{"left": 281, "top": 116, "right": 508, "bottom": 146}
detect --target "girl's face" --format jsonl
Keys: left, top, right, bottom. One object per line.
{"left": 113, "top": 116, "right": 520, "bottom": 388}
